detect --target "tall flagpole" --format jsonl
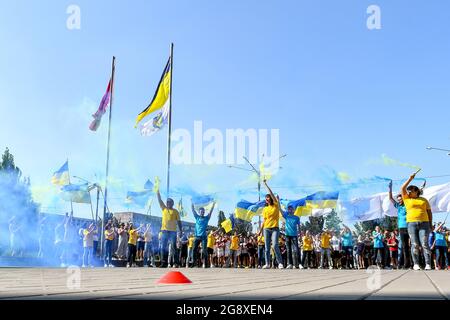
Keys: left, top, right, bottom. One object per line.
{"left": 166, "top": 44, "right": 174, "bottom": 198}
{"left": 101, "top": 56, "right": 116, "bottom": 255}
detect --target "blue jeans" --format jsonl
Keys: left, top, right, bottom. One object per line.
{"left": 144, "top": 242, "right": 155, "bottom": 265}
{"left": 285, "top": 236, "right": 299, "bottom": 266}
{"left": 264, "top": 228, "right": 283, "bottom": 267}
{"left": 407, "top": 222, "right": 431, "bottom": 266}
{"left": 320, "top": 248, "right": 332, "bottom": 267}
{"left": 257, "top": 245, "right": 265, "bottom": 267}
{"left": 435, "top": 246, "right": 448, "bottom": 268}
{"left": 193, "top": 235, "right": 208, "bottom": 266}
{"left": 83, "top": 246, "right": 93, "bottom": 266}
{"left": 160, "top": 230, "right": 178, "bottom": 265}
{"left": 342, "top": 246, "right": 354, "bottom": 268}
{"left": 104, "top": 240, "right": 113, "bottom": 265}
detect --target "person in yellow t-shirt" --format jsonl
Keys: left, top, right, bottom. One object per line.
{"left": 157, "top": 188, "right": 182, "bottom": 268}
{"left": 401, "top": 171, "right": 432, "bottom": 270}
{"left": 301, "top": 230, "right": 313, "bottom": 269}
{"left": 207, "top": 230, "right": 218, "bottom": 268}
{"left": 127, "top": 223, "right": 143, "bottom": 268}
{"left": 103, "top": 224, "right": 115, "bottom": 267}
{"left": 320, "top": 229, "right": 333, "bottom": 269}
{"left": 257, "top": 232, "right": 265, "bottom": 268}
{"left": 186, "top": 233, "right": 195, "bottom": 268}
{"left": 257, "top": 179, "right": 284, "bottom": 269}
{"left": 229, "top": 231, "right": 240, "bottom": 268}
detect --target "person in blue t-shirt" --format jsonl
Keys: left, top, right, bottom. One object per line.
{"left": 281, "top": 204, "right": 301, "bottom": 269}
{"left": 372, "top": 226, "right": 385, "bottom": 269}
{"left": 191, "top": 201, "right": 216, "bottom": 268}
{"left": 431, "top": 223, "right": 448, "bottom": 270}
{"left": 340, "top": 225, "right": 354, "bottom": 269}
{"left": 388, "top": 181, "right": 411, "bottom": 269}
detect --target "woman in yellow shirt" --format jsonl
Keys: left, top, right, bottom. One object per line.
{"left": 401, "top": 171, "right": 432, "bottom": 270}
{"left": 301, "top": 230, "right": 313, "bottom": 269}
{"left": 258, "top": 179, "right": 284, "bottom": 269}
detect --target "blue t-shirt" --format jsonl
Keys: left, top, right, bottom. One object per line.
{"left": 373, "top": 232, "right": 384, "bottom": 248}
{"left": 435, "top": 232, "right": 447, "bottom": 247}
{"left": 283, "top": 212, "right": 300, "bottom": 237}
{"left": 394, "top": 202, "right": 407, "bottom": 229}
{"left": 194, "top": 215, "right": 210, "bottom": 238}
{"left": 342, "top": 232, "right": 353, "bottom": 247}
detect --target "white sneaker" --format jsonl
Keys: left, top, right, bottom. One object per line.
{"left": 126, "top": 264, "right": 130, "bottom": 268}
{"left": 425, "top": 264, "right": 432, "bottom": 270}
{"left": 286, "top": 264, "right": 293, "bottom": 269}
{"left": 104, "top": 264, "right": 108, "bottom": 268}
{"left": 318, "top": 266, "right": 323, "bottom": 269}
{"left": 329, "top": 266, "right": 333, "bottom": 270}
{"left": 202, "top": 264, "right": 206, "bottom": 268}
{"left": 413, "top": 264, "right": 421, "bottom": 271}
{"left": 211, "top": 265, "right": 215, "bottom": 268}
{"left": 109, "top": 264, "right": 114, "bottom": 268}
{"left": 299, "top": 265, "right": 304, "bottom": 269}
{"left": 262, "top": 264, "right": 270, "bottom": 269}
{"left": 278, "top": 263, "right": 284, "bottom": 269}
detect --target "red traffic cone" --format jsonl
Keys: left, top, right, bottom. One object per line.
{"left": 157, "top": 271, "right": 192, "bottom": 284}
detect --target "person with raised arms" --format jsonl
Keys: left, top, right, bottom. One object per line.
{"left": 156, "top": 188, "right": 182, "bottom": 268}
{"left": 191, "top": 201, "right": 216, "bottom": 268}
{"left": 258, "top": 179, "right": 284, "bottom": 269}
{"left": 401, "top": 170, "right": 432, "bottom": 271}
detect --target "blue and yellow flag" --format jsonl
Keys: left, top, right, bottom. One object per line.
{"left": 221, "top": 214, "right": 235, "bottom": 233}
{"left": 135, "top": 57, "right": 171, "bottom": 127}
{"left": 60, "top": 183, "right": 91, "bottom": 203}
{"left": 235, "top": 200, "right": 265, "bottom": 222}
{"left": 51, "top": 161, "right": 70, "bottom": 186}
{"left": 285, "top": 191, "right": 339, "bottom": 217}
{"left": 192, "top": 195, "right": 215, "bottom": 212}
{"left": 177, "top": 197, "right": 187, "bottom": 217}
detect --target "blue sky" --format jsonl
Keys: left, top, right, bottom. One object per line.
{"left": 0, "top": 0, "right": 449, "bottom": 225}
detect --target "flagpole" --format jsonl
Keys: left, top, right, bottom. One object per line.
{"left": 166, "top": 43, "right": 174, "bottom": 198}
{"left": 67, "top": 158, "right": 74, "bottom": 215}
{"left": 101, "top": 56, "right": 116, "bottom": 256}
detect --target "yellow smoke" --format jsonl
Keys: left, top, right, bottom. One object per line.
{"left": 381, "top": 154, "right": 421, "bottom": 170}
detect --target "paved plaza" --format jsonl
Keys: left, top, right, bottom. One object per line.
{"left": 0, "top": 268, "right": 449, "bottom": 300}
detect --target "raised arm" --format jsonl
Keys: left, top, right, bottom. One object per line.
{"left": 263, "top": 179, "right": 277, "bottom": 205}
{"left": 156, "top": 189, "right": 167, "bottom": 210}
{"left": 388, "top": 180, "right": 397, "bottom": 205}
{"left": 208, "top": 202, "right": 216, "bottom": 218}
{"left": 401, "top": 172, "right": 417, "bottom": 197}
{"left": 191, "top": 202, "right": 198, "bottom": 218}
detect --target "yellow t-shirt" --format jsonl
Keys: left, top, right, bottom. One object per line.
{"left": 128, "top": 229, "right": 138, "bottom": 245}
{"left": 161, "top": 208, "right": 180, "bottom": 231}
{"left": 230, "top": 235, "right": 240, "bottom": 250}
{"left": 302, "top": 236, "right": 313, "bottom": 251}
{"left": 403, "top": 196, "right": 430, "bottom": 223}
{"left": 104, "top": 230, "right": 114, "bottom": 241}
{"left": 207, "top": 233, "right": 215, "bottom": 249}
{"left": 320, "top": 233, "right": 331, "bottom": 248}
{"left": 188, "top": 236, "right": 195, "bottom": 248}
{"left": 262, "top": 204, "right": 280, "bottom": 229}
{"left": 257, "top": 235, "right": 265, "bottom": 246}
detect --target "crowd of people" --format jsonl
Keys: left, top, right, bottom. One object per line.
{"left": 6, "top": 171, "right": 450, "bottom": 270}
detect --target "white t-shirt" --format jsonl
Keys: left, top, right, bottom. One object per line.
{"left": 330, "top": 236, "right": 341, "bottom": 251}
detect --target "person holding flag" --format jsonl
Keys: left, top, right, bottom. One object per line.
{"left": 191, "top": 200, "right": 216, "bottom": 266}
{"left": 156, "top": 187, "right": 182, "bottom": 268}
{"left": 258, "top": 179, "right": 284, "bottom": 269}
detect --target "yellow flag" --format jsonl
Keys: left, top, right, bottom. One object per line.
{"left": 135, "top": 57, "right": 171, "bottom": 127}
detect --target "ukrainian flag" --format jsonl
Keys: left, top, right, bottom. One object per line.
{"left": 235, "top": 200, "right": 265, "bottom": 222}
{"left": 135, "top": 57, "right": 171, "bottom": 127}
{"left": 221, "top": 217, "right": 234, "bottom": 233}
{"left": 284, "top": 198, "right": 309, "bottom": 217}
{"left": 51, "top": 161, "right": 70, "bottom": 186}
{"left": 192, "top": 195, "right": 215, "bottom": 212}
{"left": 60, "top": 183, "right": 91, "bottom": 203}
{"left": 284, "top": 191, "right": 339, "bottom": 217}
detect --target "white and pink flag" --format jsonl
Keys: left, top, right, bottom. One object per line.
{"left": 89, "top": 79, "right": 112, "bottom": 131}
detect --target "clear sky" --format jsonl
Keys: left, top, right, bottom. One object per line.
{"left": 1, "top": 0, "right": 449, "bottom": 226}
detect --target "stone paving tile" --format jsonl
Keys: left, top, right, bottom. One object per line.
{"left": 0, "top": 268, "right": 448, "bottom": 300}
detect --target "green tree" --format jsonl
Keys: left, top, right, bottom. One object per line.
{"left": 304, "top": 216, "right": 324, "bottom": 234}
{"left": 324, "top": 209, "right": 342, "bottom": 232}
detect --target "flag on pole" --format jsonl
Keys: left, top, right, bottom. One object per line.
{"left": 135, "top": 57, "right": 171, "bottom": 128}
{"left": 60, "top": 183, "right": 91, "bottom": 203}
{"left": 178, "top": 198, "right": 187, "bottom": 217}
{"left": 51, "top": 161, "right": 70, "bottom": 186}
{"left": 140, "top": 102, "right": 170, "bottom": 136}
{"left": 89, "top": 79, "right": 112, "bottom": 131}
